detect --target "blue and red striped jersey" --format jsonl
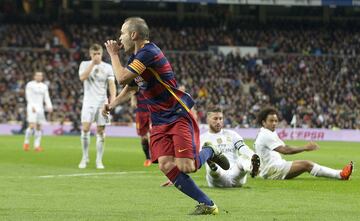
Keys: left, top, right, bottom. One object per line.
{"left": 126, "top": 42, "right": 194, "bottom": 125}
{"left": 134, "top": 90, "right": 149, "bottom": 113}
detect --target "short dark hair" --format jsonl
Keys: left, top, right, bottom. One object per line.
{"left": 207, "top": 105, "right": 223, "bottom": 116}
{"left": 124, "top": 17, "right": 150, "bottom": 40}
{"left": 257, "top": 107, "right": 278, "bottom": 126}
{"left": 89, "top": 43, "right": 103, "bottom": 51}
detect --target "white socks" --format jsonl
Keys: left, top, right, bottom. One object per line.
{"left": 238, "top": 145, "right": 255, "bottom": 159}
{"left": 96, "top": 133, "right": 105, "bottom": 163}
{"left": 80, "top": 131, "right": 105, "bottom": 169}
{"left": 24, "top": 127, "right": 34, "bottom": 144}
{"left": 310, "top": 163, "right": 341, "bottom": 179}
{"left": 34, "top": 130, "right": 42, "bottom": 147}
{"left": 81, "top": 131, "right": 90, "bottom": 160}
{"left": 237, "top": 155, "right": 252, "bottom": 172}
{"left": 24, "top": 128, "right": 41, "bottom": 148}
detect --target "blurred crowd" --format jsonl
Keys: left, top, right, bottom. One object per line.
{"left": 0, "top": 22, "right": 359, "bottom": 129}
{"left": 2, "top": 20, "right": 360, "bottom": 55}
{"left": 170, "top": 53, "right": 359, "bottom": 129}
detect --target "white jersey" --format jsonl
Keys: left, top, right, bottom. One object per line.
{"left": 200, "top": 129, "right": 245, "bottom": 166}
{"left": 254, "top": 127, "right": 287, "bottom": 177}
{"left": 201, "top": 129, "right": 253, "bottom": 187}
{"left": 79, "top": 61, "right": 115, "bottom": 107}
{"left": 25, "top": 81, "right": 52, "bottom": 112}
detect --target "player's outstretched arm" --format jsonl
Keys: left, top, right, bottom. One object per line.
{"left": 102, "top": 84, "right": 137, "bottom": 116}
{"left": 104, "top": 40, "right": 136, "bottom": 85}
{"left": 274, "top": 142, "right": 319, "bottom": 155}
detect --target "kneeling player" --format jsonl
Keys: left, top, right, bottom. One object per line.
{"left": 201, "top": 108, "right": 260, "bottom": 187}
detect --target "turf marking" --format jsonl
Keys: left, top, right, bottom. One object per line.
{"left": 38, "top": 171, "right": 149, "bottom": 178}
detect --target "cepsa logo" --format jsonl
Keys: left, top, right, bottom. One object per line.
{"left": 277, "top": 129, "right": 325, "bottom": 140}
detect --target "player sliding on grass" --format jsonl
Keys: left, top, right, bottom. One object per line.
{"left": 201, "top": 107, "right": 260, "bottom": 187}
{"left": 78, "top": 44, "right": 116, "bottom": 169}
{"left": 104, "top": 17, "right": 230, "bottom": 215}
{"left": 23, "top": 71, "right": 53, "bottom": 152}
{"left": 254, "top": 107, "right": 353, "bottom": 180}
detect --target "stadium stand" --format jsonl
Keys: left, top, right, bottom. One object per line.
{"left": 0, "top": 20, "right": 359, "bottom": 129}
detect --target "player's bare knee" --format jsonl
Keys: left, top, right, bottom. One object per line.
{"left": 82, "top": 123, "right": 91, "bottom": 133}
{"left": 305, "top": 161, "right": 314, "bottom": 171}
{"left": 177, "top": 163, "right": 196, "bottom": 173}
{"left": 158, "top": 161, "right": 174, "bottom": 174}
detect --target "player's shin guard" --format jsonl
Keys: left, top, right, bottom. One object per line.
{"left": 24, "top": 127, "right": 34, "bottom": 144}
{"left": 166, "top": 166, "right": 214, "bottom": 206}
{"left": 81, "top": 131, "right": 90, "bottom": 160}
{"left": 141, "top": 139, "right": 150, "bottom": 159}
{"left": 34, "top": 130, "right": 42, "bottom": 147}
{"left": 310, "top": 163, "right": 341, "bottom": 179}
{"left": 96, "top": 133, "right": 105, "bottom": 163}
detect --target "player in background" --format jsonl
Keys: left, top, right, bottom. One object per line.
{"left": 78, "top": 43, "right": 116, "bottom": 169}
{"left": 130, "top": 92, "right": 152, "bottom": 167}
{"left": 254, "top": 107, "right": 353, "bottom": 180}
{"left": 23, "top": 71, "right": 53, "bottom": 152}
{"left": 104, "top": 17, "right": 230, "bottom": 215}
{"left": 201, "top": 107, "right": 260, "bottom": 187}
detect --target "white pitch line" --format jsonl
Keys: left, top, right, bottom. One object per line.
{"left": 38, "top": 171, "right": 149, "bottom": 178}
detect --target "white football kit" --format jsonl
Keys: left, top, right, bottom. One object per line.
{"left": 201, "top": 129, "right": 254, "bottom": 187}
{"left": 25, "top": 81, "right": 52, "bottom": 124}
{"left": 79, "top": 61, "right": 115, "bottom": 125}
{"left": 254, "top": 127, "right": 292, "bottom": 180}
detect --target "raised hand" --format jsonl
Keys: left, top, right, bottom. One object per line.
{"left": 104, "top": 40, "right": 122, "bottom": 57}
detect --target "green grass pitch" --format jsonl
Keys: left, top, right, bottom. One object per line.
{"left": 0, "top": 135, "right": 359, "bottom": 221}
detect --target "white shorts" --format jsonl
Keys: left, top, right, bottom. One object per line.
{"left": 259, "top": 161, "right": 293, "bottom": 180}
{"left": 27, "top": 108, "right": 46, "bottom": 124}
{"left": 206, "top": 158, "right": 248, "bottom": 188}
{"left": 81, "top": 106, "right": 110, "bottom": 126}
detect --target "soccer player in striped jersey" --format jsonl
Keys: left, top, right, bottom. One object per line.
{"left": 104, "top": 17, "right": 230, "bottom": 215}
